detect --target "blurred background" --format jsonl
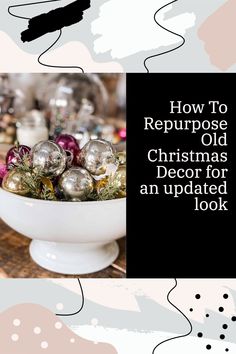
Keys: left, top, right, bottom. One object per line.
{"left": 0, "top": 73, "right": 126, "bottom": 158}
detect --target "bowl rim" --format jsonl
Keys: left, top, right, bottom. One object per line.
{"left": 0, "top": 187, "right": 126, "bottom": 205}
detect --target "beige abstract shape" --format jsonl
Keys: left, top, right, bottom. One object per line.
{"left": 198, "top": 0, "right": 236, "bottom": 71}
{"left": 0, "top": 31, "right": 123, "bottom": 73}
{"left": 0, "top": 304, "right": 117, "bottom": 354}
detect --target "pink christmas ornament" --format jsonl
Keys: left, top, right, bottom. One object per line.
{"left": 6, "top": 145, "right": 31, "bottom": 168}
{"left": 0, "top": 164, "right": 8, "bottom": 186}
{"left": 55, "top": 134, "right": 80, "bottom": 165}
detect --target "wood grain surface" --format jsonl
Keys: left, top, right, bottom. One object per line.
{"left": 0, "top": 220, "right": 126, "bottom": 278}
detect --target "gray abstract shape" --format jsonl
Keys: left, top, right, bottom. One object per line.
{"left": 192, "top": 310, "right": 235, "bottom": 343}
{"left": 1, "top": 0, "right": 103, "bottom": 57}
{"left": 2, "top": 0, "right": 235, "bottom": 72}
{"left": 0, "top": 279, "right": 83, "bottom": 315}
{"left": 70, "top": 295, "right": 190, "bottom": 334}
{"left": 0, "top": 279, "right": 191, "bottom": 334}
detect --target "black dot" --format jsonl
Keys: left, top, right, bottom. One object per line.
{"left": 231, "top": 316, "right": 236, "bottom": 321}
{"left": 197, "top": 332, "right": 203, "bottom": 337}
{"left": 219, "top": 307, "right": 224, "bottom": 312}
{"left": 195, "top": 294, "right": 201, "bottom": 299}
{"left": 206, "top": 314, "right": 209, "bottom": 318}
{"left": 225, "top": 349, "right": 229, "bottom": 352}
{"left": 222, "top": 324, "right": 228, "bottom": 329}
{"left": 223, "top": 294, "right": 229, "bottom": 299}
{"left": 206, "top": 344, "right": 211, "bottom": 350}
{"left": 189, "top": 308, "right": 193, "bottom": 312}
{"left": 220, "top": 334, "right": 225, "bottom": 340}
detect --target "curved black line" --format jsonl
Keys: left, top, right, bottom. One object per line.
{"left": 8, "top": 0, "right": 84, "bottom": 72}
{"left": 152, "top": 278, "right": 192, "bottom": 354}
{"left": 38, "top": 28, "right": 84, "bottom": 72}
{"left": 8, "top": 0, "right": 61, "bottom": 20}
{"left": 144, "top": 0, "right": 186, "bottom": 73}
{"left": 56, "top": 279, "right": 85, "bottom": 317}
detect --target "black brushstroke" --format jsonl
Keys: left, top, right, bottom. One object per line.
{"left": 152, "top": 279, "right": 192, "bottom": 354}
{"left": 8, "top": 0, "right": 85, "bottom": 72}
{"left": 56, "top": 279, "right": 85, "bottom": 317}
{"left": 21, "top": 0, "right": 90, "bottom": 42}
{"left": 144, "top": 0, "right": 186, "bottom": 73}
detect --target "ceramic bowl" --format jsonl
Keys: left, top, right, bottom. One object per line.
{"left": 0, "top": 188, "right": 126, "bottom": 275}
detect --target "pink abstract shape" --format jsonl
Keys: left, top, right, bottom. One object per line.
{"left": 0, "top": 304, "right": 117, "bottom": 354}
{"left": 198, "top": 0, "right": 236, "bottom": 71}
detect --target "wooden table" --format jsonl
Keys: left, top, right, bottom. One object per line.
{"left": 0, "top": 144, "right": 126, "bottom": 278}
{"left": 0, "top": 220, "right": 126, "bottom": 278}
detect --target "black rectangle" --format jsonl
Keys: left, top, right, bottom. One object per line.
{"left": 126, "top": 73, "right": 235, "bottom": 278}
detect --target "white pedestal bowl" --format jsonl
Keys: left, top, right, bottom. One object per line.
{"left": 0, "top": 188, "right": 126, "bottom": 275}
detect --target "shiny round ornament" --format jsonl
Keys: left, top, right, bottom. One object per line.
{"left": 2, "top": 169, "right": 29, "bottom": 196}
{"left": 65, "top": 150, "right": 74, "bottom": 168}
{"left": 31, "top": 141, "right": 67, "bottom": 178}
{"left": 40, "top": 176, "right": 54, "bottom": 192}
{"left": 79, "top": 139, "right": 117, "bottom": 178}
{"left": 0, "top": 164, "right": 7, "bottom": 187}
{"left": 55, "top": 134, "right": 80, "bottom": 165}
{"left": 6, "top": 145, "right": 31, "bottom": 168}
{"left": 59, "top": 167, "right": 94, "bottom": 201}
{"left": 112, "top": 165, "right": 126, "bottom": 198}
{"left": 0, "top": 164, "right": 7, "bottom": 179}
{"left": 116, "top": 152, "right": 126, "bottom": 166}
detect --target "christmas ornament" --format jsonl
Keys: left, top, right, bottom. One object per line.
{"left": 6, "top": 145, "right": 31, "bottom": 168}
{"left": 40, "top": 177, "right": 54, "bottom": 192}
{"left": 116, "top": 152, "right": 126, "bottom": 166}
{"left": 31, "top": 141, "right": 67, "bottom": 177}
{"left": 2, "top": 169, "right": 29, "bottom": 195}
{"left": 2, "top": 138, "right": 126, "bottom": 202}
{"left": 112, "top": 165, "right": 126, "bottom": 197}
{"left": 65, "top": 150, "right": 74, "bottom": 168}
{"left": 59, "top": 167, "right": 94, "bottom": 201}
{"left": 0, "top": 164, "right": 7, "bottom": 179}
{"left": 55, "top": 134, "right": 80, "bottom": 165}
{"left": 0, "top": 164, "right": 7, "bottom": 186}
{"left": 79, "top": 139, "right": 118, "bottom": 178}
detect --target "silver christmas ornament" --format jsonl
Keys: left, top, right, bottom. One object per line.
{"left": 112, "top": 165, "right": 126, "bottom": 198}
{"left": 59, "top": 167, "right": 94, "bottom": 201}
{"left": 79, "top": 139, "right": 118, "bottom": 178}
{"left": 116, "top": 151, "right": 126, "bottom": 166}
{"left": 31, "top": 141, "right": 67, "bottom": 177}
{"left": 65, "top": 150, "right": 74, "bottom": 168}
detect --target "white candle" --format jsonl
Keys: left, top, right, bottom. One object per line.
{"left": 17, "top": 126, "right": 48, "bottom": 147}
{"left": 16, "top": 110, "right": 49, "bottom": 147}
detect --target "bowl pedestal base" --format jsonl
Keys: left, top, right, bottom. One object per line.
{"left": 29, "top": 240, "right": 119, "bottom": 275}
